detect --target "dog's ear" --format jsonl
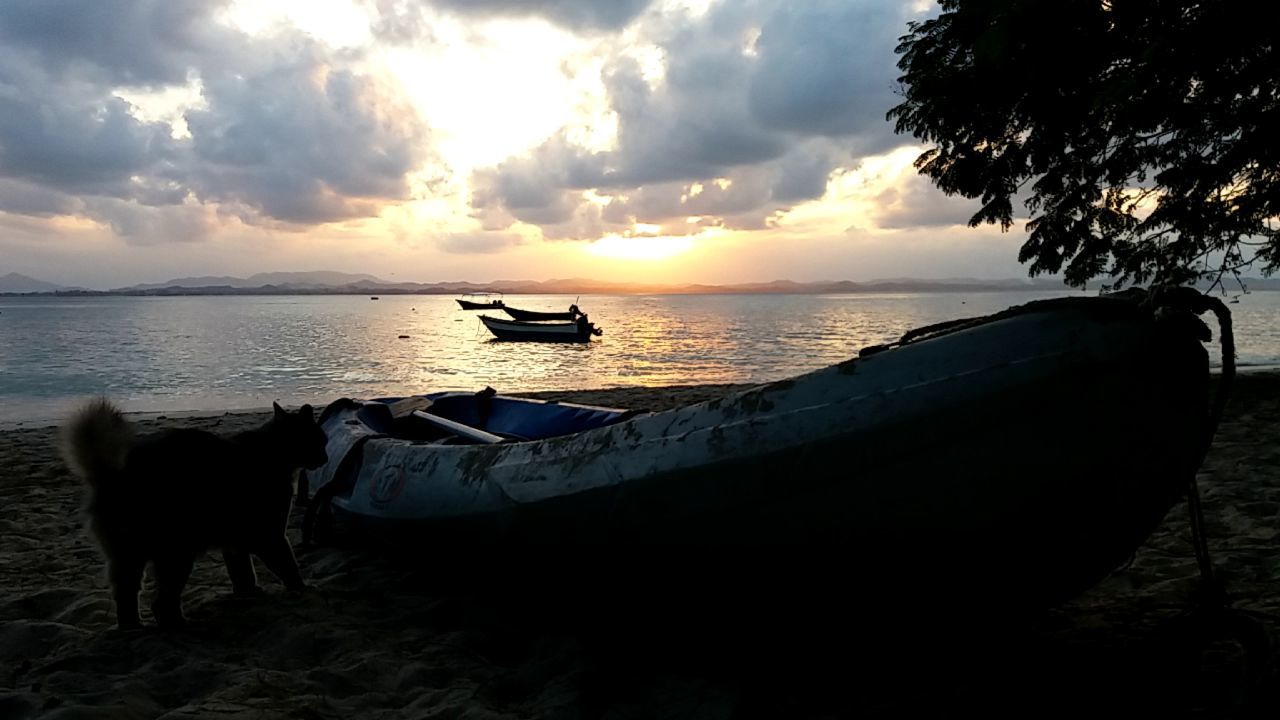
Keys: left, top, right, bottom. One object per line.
{"left": 273, "top": 401, "right": 287, "bottom": 420}
{"left": 299, "top": 404, "right": 314, "bottom": 421}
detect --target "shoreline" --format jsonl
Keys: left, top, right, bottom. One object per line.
{"left": 0, "top": 383, "right": 758, "bottom": 431}
{"left": 5, "top": 365, "right": 1277, "bottom": 431}
{"left": 1, "top": 377, "right": 1276, "bottom": 715}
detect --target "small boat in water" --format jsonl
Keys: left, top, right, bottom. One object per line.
{"left": 502, "top": 303, "right": 582, "bottom": 322}
{"left": 456, "top": 292, "right": 504, "bottom": 310}
{"left": 303, "top": 290, "right": 1231, "bottom": 610}
{"left": 478, "top": 314, "right": 601, "bottom": 342}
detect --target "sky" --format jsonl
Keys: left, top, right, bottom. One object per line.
{"left": 0, "top": 0, "right": 1041, "bottom": 289}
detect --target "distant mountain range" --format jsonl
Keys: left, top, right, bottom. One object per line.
{"left": 126, "top": 271, "right": 387, "bottom": 291}
{"left": 3, "top": 270, "right": 1277, "bottom": 296}
{"left": 0, "top": 273, "right": 80, "bottom": 293}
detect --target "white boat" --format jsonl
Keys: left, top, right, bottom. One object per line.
{"left": 303, "top": 292, "right": 1224, "bottom": 608}
{"left": 478, "top": 314, "right": 601, "bottom": 342}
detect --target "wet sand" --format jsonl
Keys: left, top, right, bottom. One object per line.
{"left": 0, "top": 378, "right": 1276, "bottom": 718}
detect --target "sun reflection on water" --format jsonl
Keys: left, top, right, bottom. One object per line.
{"left": 11, "top": 288, "right": 1273, "bottom": 421}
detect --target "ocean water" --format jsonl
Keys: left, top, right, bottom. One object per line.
{"left": 1, "top": 291, "right": 1274, "bottom": 423}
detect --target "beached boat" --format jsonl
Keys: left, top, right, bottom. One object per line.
{"left": 502, "top": 303, "right": 581, "bottom": 322}
{"left": 303, "top": 291, "right": 1229, "bottom": 608}
{"left": 478, "top": 314, "right": 601, "bottom": 342}
{"left": 456, "top": 293, "right": 504, "bottom": 310}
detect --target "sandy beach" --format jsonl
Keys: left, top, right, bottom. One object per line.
{"left": 1, "top": 377, "right": 1276, "bottom": 718}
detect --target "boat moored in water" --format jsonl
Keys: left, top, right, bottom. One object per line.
{"left": 456, "top": 292, "right": 505, "bottom": 310}
{"left": 478, "top": 314, "right": 601, "bottom": 342}
{"left": 501, "top": 303, "right": 582, "bottom": 322}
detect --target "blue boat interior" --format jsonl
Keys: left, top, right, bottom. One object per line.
{"left": 354, "top": 391, "right": 639, "bottom": 443}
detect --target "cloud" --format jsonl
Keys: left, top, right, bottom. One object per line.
{"left": 871, "top": 173, "right": 982, "bottom": 230}
{"left": 473, "top": 143, "right": 842, "bottom": 241}
{"left": 184, "top": 46, "right": 431, "bottom": 225}
{"left": 0, "top": 0, "right": 434, "bottom": 239}
{"left": 468, "top": 0, "right": 919, "bottom": 241}
{"left": 80, "top": 197, "right": 216, "bottom": 242}
{"left": 0, "top": 179, "right": 81, "bottom": 217}
{"left": 597, "top": 167, "right": 782, "bottom": 231}
{"left": 370, "top": 0, "right": 652, "bottom": 39}
{"left": 771, "top": 142, "right": 847, "bottom": 203}
{"left": 0, "top": 0, "right": 934, "bottom": 256}
{"left": 0, "top": 0, "right": 225, "bottom": 85}
{"left": 747, "top": 1, "right": 904, "bottom": 142}
{"left": 439, "top": 0, "right": 652, "bottom": 31}
{"left": 0, "top": 36, "right": 182, "bottom": 200}
{"left": 437, "top": 230, "right": 525, "bottom": 254}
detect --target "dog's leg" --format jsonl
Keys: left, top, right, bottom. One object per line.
{"left": 151, "top": 552, "right": 195, "bottom": 628}
{"left": 255, "top": 534, "right": 307, "bottom": 591}
{"left": 221, "top": 548, "right": 263, "bottom": 596}
{"left": 108, "top": 554, "right": 146, "bottom": 630}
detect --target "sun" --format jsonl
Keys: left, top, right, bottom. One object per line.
{"left": 585, "top": 233, "right": 695, "bottom": 261}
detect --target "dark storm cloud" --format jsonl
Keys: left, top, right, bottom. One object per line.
{"left": 185, "top": 52, "right": 431, "bottom": 225}
{"left": 598, "top": 53, "right": 787, "bottom": 187}
{"left": 370, "top": 0, "right": 651, "bottom": 40}
{"left": 602, "top": 169, "right": 776, "bottom": 227}
{"left": 771, "top": 143, "right": 845, "bottom": 203}
{"left": 438, "top": 0, "right": 651, "bottom": 31}
{"left": 469, "top": 0, "right": 920, "bottom": 240}
{"left": 0, "top": 87, "right": 177, "bottom": 193}
{"left": 0, "top": 0, "right": 433, "bottom": 237}
{"left": 530, "top": 202, "right": 605, "bottom": 241}
{"left": 467, "top": 134, "right": 612, "bottom": 239}
{"left": 0, "top": 0, "right": 224, "bottom": 85}
{"left": 747, "top": 1, "right": 903, "bottom": 142}
{"left": 472, "top": 145, "right": 829, "bottom": 241}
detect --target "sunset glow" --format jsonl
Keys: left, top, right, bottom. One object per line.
{"left": 0, "top": 0, "right": 1028, "bottom": 290}
{"left": 586, "top": 233, "right": 697, "bottom": 261}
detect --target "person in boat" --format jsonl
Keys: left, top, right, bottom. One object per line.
{"left": 569, "top": 304, "right": 581, "bottom": 318}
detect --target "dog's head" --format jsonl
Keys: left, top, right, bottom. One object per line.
{"left": 272, "top": 402, "right": 329, "bottom": 470}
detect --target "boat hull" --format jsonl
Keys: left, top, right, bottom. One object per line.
{"left": 502, "top": 306, "right": 578, "bottom": 321}
{"left": 479, "top": 315, "right": 596, "bottom": 342}
{"left": 308, "top": 296, "right": 1212, "bottom": 607}
{"left": 457, "top": 299, "right": 504, "bottom": 310}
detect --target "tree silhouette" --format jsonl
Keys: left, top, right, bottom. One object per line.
{"left": 888, "top": 1, "right": 1277, "bottom": 288}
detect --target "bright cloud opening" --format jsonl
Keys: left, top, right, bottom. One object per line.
{"left": 586, "top": 233, "right": 695, "bottom": 261}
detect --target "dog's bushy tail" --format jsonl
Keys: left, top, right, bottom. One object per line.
{"left": 61, "top": 398, "right": 133, "bottom": 486}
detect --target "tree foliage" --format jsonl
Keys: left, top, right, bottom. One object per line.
{"left": 888, "top": 1, "right": 1278, "bottom": 288}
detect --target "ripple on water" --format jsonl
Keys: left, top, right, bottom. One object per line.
{"left": 1, "top": 290, "right": 1277, "bottom": 420}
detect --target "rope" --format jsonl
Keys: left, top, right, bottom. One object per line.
{"left": 1149, "top": 292, "right": 1275, "bottom": 698}
{"left": 1156, "top": 288, "right": 1235, "bottom": 608}
{"left": 1203, "top": 296, "right": 1236, "bottom": 441}
{"left": 301, "top": 480, "right": 339, "bottom": 547}
{"left": 873, "top": 287, "right": 1237, "bottom": 607}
